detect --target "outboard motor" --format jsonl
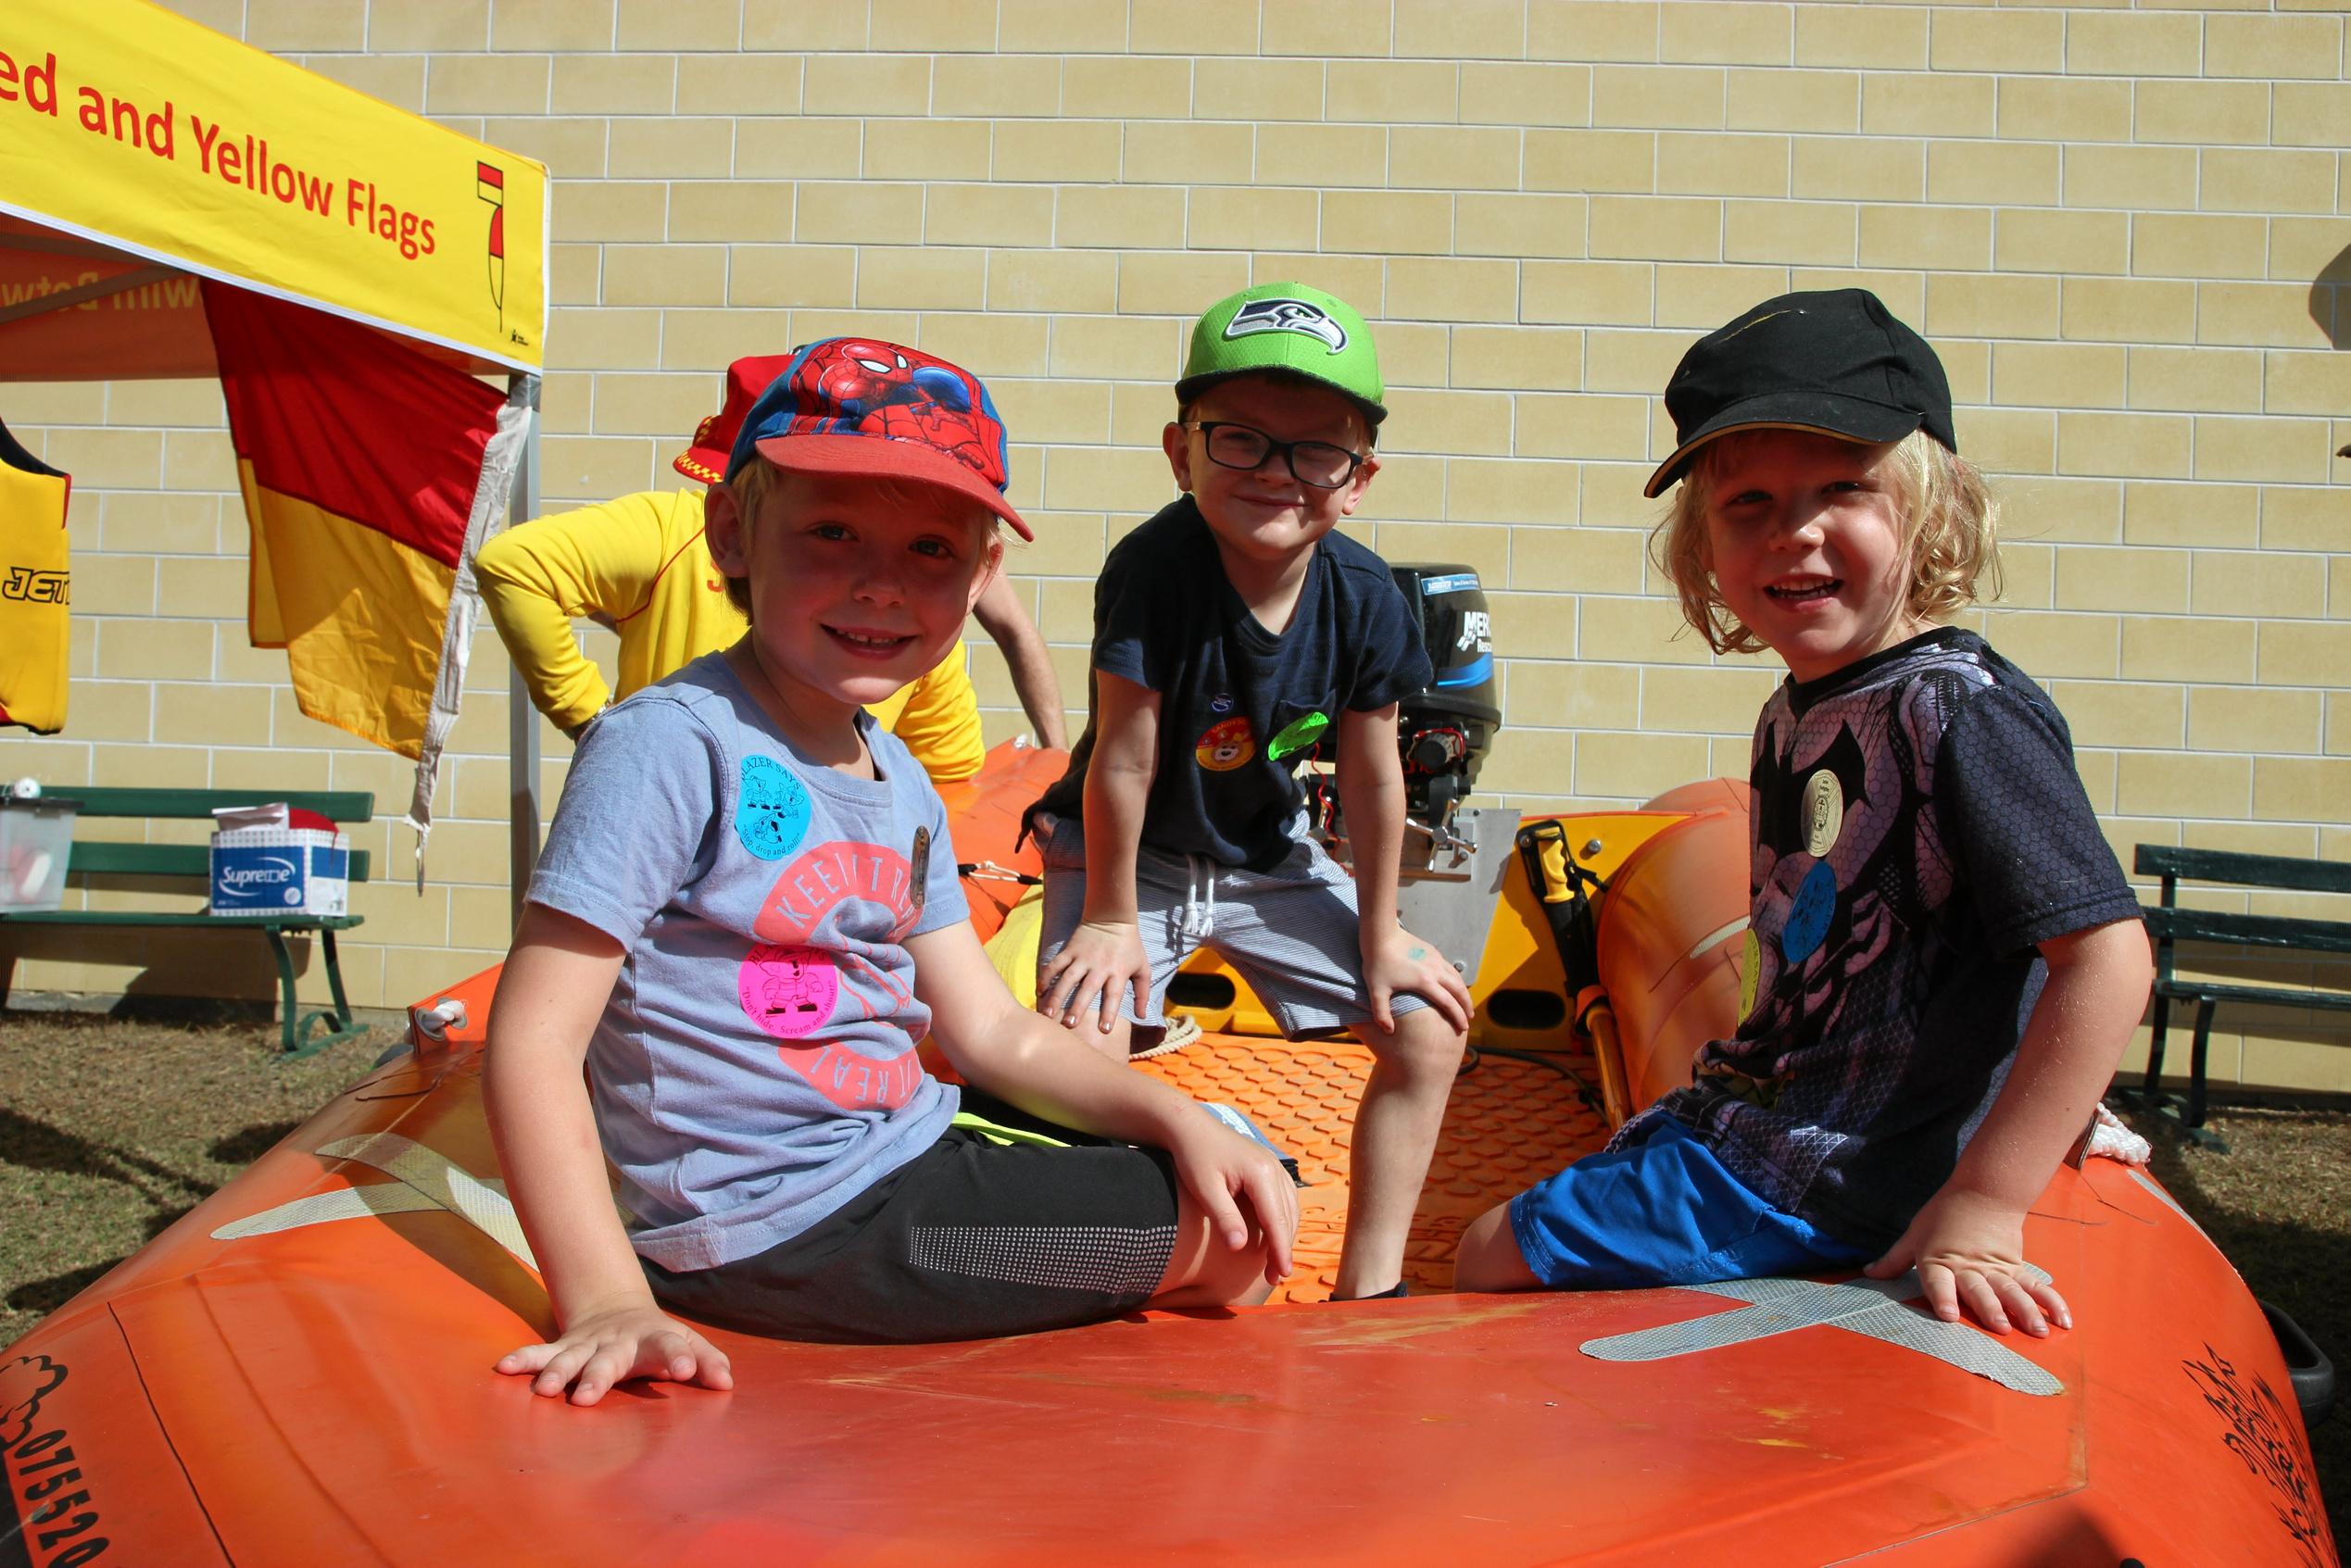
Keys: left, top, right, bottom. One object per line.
{"left": 1387, "top": 562, "right": 1502, "bottom": 847}
{"left": 1301, "top": 562, "right": 1517, "bottom": 983}
{"left": 1307, "top": 562, "right": 1507, "bottom": 886}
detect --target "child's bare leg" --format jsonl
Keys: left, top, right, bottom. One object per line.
{"left": 1146, "top": 1186, "right": 1278, "bottom": 1310}
{"left": 1453, "top": 1200, "right": 1540, "bottom": 1291}
{"left": 1334, "top": 1007, "right": 1465, "bottom": 1298}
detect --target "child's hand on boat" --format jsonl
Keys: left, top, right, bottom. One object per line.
{"left": 1359, "top": 925, "right": 1474, "bottom": 1034}
{"left": 1037, "top": 918, "right": 1153, "bottom": 1050}
{"left": 1168, "top": 1117, "right": 1300, "bottom": 1286}
{"left": 496, "top": 1301, "right": 735, "bottom": 1407}
{"left": 1865, "top": 1186, "right": 2072, "bottom": 1338}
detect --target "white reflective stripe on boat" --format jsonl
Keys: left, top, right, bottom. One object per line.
{"left": 208, "top": 1132, "right": 536, "bottom": 1271}
{"left": 210, "top": 1184, "right": 445, "bottom": 1237}
{"left": 1580, "top": 1273, "right": 2064, "bottom": 1397}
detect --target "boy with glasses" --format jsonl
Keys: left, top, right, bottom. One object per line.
{"left": 1025, "top": 282, "right": 1473, "bottom": 1302}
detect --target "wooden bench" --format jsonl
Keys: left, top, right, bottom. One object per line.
{"left": 0, "top": 787, "right": 374, "bottom": 1057}
{"left": 2133, "top": 844, "right": 2351, "bottom": 1142}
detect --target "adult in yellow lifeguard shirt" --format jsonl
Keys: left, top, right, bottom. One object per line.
{"left": 475, "top": 353, "right": 1067, "bottom": 782}
{"left": 0, "top": 417, "right": 71, "bottom": 735}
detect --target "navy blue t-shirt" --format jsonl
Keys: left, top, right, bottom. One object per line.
{"left": 1029, "top": 495, "right": 1431, "bottom": 872}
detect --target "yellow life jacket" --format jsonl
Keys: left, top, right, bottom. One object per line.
{"left": 0, "top": 419, "right": 70, "bottom": 734}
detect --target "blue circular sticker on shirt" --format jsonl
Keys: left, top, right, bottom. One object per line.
{"left": 1781, "top": 859, "right": 1838, "bottom": 966}
{"left": 735, "top": 755, "right": 811, "bottom": 861}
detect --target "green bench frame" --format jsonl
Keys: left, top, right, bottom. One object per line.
{"left": 1, "top": 786, "right": 375, "bottom": 1057}
{"left": 2133, "top": 843, "right": 2351, "bottom": 1144}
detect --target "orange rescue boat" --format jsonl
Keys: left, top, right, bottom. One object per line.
{"left": 2, "top": 744, "right": 2335, "bottom": 1566}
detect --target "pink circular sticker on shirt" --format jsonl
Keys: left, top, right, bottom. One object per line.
{"left": 740, "top": 943, "right": 839, "bottom": 1040}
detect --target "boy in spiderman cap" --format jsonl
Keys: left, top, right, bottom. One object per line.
{"left": 484, "top": 340, "right": 1294, "bottom": 1403}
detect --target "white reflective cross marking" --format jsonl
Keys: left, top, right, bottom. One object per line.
{"left": 1580, "top": 1273, "right": 2064, "bottom": 1397}
{"left": 209, "top": 1132, "right": 537, "bottom": 1270}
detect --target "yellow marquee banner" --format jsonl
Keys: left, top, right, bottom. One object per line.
{"left": 0, "top": 0, "right": 545, "bottom": 372}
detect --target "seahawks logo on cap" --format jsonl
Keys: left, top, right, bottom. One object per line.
{"left": 1226, "top": 297, "right": 1347, "bottom": 354}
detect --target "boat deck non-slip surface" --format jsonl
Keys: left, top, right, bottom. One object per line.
{"left": 1138, "top": 1035, "right": 1610, "bottom": 1301}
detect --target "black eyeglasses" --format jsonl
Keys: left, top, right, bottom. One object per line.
{"left": 1182, "top": 421, "right": 1367, "bottom": 490}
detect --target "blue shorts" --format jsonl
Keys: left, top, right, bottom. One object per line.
{"left": 1506, "top": 1117, "right": 1871, "bottom": 1291}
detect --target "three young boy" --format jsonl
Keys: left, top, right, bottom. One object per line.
{"left": 487, "top": 283, "right": 2149, "bottom": 1402}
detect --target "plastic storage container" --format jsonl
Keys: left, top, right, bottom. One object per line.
{"left": 0, "top": 796, "right": 77, "bottom": 912}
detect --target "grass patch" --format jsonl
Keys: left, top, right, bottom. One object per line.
{"left": 2, "top": 1007, "right": 2344, "bottom": 1542}
{"left": 0, "top": 1009, "right": 368, "bottom": 1338}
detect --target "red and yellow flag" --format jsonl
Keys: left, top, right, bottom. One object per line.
{"left": 206, "top": 282, "right": 527, "bottom": 831}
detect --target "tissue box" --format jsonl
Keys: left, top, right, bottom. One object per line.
{"left": 208, "top": 805, "right": 350, "bottom": 919}
{"left": 0, "top": 797, "right": 76, "bottom": 913}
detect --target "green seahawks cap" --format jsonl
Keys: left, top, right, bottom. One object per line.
{"left": 1176, "top": 282, "right": 1386, "bottom": 428}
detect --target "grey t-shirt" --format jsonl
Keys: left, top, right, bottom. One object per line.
{"left": 528, "top": 650, "right": 968, "bottom": 1273}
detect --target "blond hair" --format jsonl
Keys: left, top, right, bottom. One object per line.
{"left": 1649, "top": 428, "right": 2001, "bottom": 658}
{"left": 710, "top": 458, "right": 1001, "bottom": 621}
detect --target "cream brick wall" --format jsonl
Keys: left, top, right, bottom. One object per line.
{"left": 4, "top": 0, "right": 2345, "bottom": 1091}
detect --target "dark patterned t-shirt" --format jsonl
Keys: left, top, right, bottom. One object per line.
{"left": 1622, "top": 627, "right": 2143, "bottom": 1249}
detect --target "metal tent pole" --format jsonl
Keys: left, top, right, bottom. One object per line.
{"left": 507, "top": 373, "right": 543, "bottom": 927}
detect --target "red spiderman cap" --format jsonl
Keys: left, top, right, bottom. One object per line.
{"left": 720, "top": 338, "right": 1031, "bottom": 540}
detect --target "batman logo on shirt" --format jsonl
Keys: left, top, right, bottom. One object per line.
{"left": 1756, "top": 721, "right": 1867, "bottom": 859}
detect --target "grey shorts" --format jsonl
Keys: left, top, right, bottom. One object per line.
{"left": 1035, "top": 814, "right": 1427, "bottom": 1040}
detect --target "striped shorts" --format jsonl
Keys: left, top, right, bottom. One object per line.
{"left": 1035, "top": 813, "right": 1427, "bottom": 1040}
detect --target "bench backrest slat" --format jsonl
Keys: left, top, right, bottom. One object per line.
{"left": 2143, "top": 906, "right": 2351, "bottom": 957}
{"left": 65, "top": 841, "right": 373, "bottom": 884}
{"left": 49, "top": 787, "right": 374, "bottom": 823}
{"left": 2133, "top": 844, "right": 2351, "bottom": 897}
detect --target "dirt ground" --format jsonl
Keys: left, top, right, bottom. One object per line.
{"left": 2, "top": 1007, "right": 2345, "bottom": 1544}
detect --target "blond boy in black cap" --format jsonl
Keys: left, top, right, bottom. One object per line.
{"left": 1456, "top": 290, "right": 2151, "bottom": 1336}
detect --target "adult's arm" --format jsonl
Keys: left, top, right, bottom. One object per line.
{"left": 972, "top": 573, "right": 1068, "bottom": 749}
{"left": 883, "top": 646, "right": 988, "bottom": 783}
{"left": 474, "top": 493, "right": 683, "bottom": 736}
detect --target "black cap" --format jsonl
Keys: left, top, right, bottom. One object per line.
{"left": 1642, "top": 288, "right": 1956, "bottom": 498}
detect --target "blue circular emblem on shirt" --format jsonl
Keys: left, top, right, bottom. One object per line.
{"left": 735, "top": 755, "right": 811, "bottom": 860}
{"left": 1781, "top": 859, "right": 1838, "bottom": 966}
